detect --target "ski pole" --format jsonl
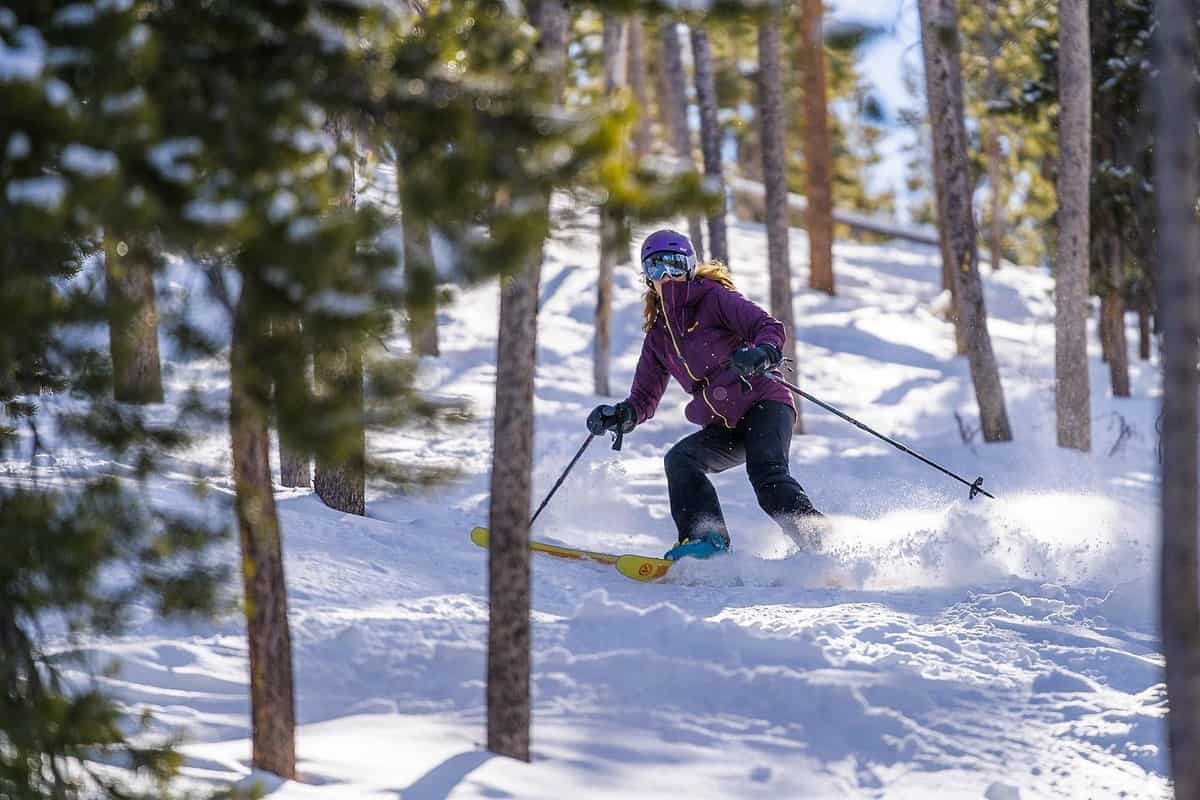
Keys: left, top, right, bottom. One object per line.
{"left": 770, "top": 375, "right": 995, "bottom": 500}
{"left": 528, "top": 433, "right": 596, "bottom": 528}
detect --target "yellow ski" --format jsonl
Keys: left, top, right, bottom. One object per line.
{"left": 469, "top": 527, "right": 672, "bottom": 581}
{"left": 614, "top": 554, "right": 673, "bottom": 582}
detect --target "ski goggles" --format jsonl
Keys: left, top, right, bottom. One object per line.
{"left": 641, "top": 250, "right": 695, "bottom": 282}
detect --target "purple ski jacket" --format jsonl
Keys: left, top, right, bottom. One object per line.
{"left": 625, "top": 277, "right": 795, "bottom": 430}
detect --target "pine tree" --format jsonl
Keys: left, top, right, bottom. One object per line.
{"left": 757, "top": 14, "right": 802, "bottom": 434}
{"left": 487, "top": 0, "right": 568, "bottom": 762}
{"left": 981, "top": 0, "right": 1005, "bottom": 271}
{"left": 657, "top": 21, "right": 706, "bottom": 260}
{"left": 313, "top": 115, "right": 367, "bottom": 517}
{"left": 917, "top": 6, "right": 967, "bottom": 354}
{"left": 691, "top": 26, "right": 728, "bottom": 266}
{"left": 626, "top": 16, "right": 654, "bottom": 160}
{"left": 1, "top": 4, "right": 227, "bottom": 796}
{"left": 143, "top": 1, "right": 408, "bottom": 775}
{"left": 1054, "top": 0, "right": 1091, "bottom": 451}
{"left": 1155, "top": 0, "right": 1200, "bottom": 794}
{"left": 403, "top": 211, "right": 440, "bottom": 358}
{"left": 1088, "top": 0, "right": 1153, "bottom": 400}
{"left": 595, "top": 16, "right": 627, "bottom": 397}
{"left": 919, "top": 0, "right": 1013, "bottom": 442}
{"left": 797, "top": 0, "right": 835, "bottom": 294}
{"left": 958, "top": 0, "right": 1059, "bottom": 268}
{"left": 229, "top": 276, "right": 297, "bottom": 778}
{"left": 391, "top": 3, "right": 441, "bottom": 361}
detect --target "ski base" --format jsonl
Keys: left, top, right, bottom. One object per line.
{"left": 469, "top": 527, "right": 672, "bottom": 582}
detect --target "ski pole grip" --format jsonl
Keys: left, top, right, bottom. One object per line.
{"left": 612, "top": 427, "right": 624, "bottom": 451}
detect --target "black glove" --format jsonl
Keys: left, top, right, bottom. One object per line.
{"left": 730, "top": 343, "right": 782, "bottom": 378}
{"left": 587, "top": 401, "right": 636, "bottom": 436}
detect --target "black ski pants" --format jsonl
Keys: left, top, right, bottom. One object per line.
{"left": 664, "top": 400, "right": 820, "bottom": 547}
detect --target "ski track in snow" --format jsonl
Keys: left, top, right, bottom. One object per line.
{"left": 31, "top": 198, "right": 1166, "bottom": 798}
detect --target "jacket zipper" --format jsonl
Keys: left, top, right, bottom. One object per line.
{"left": 660, "top": 295, "right": 732, "bottom": 429}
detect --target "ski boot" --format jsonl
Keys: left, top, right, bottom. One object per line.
{"left": 663, "top": 531, "right": 730, "bottom": 561}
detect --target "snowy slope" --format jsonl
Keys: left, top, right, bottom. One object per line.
{"left": 51, "top": 207, "right": 1166, "bottom": 799}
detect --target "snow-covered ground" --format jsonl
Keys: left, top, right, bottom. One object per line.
{"left": 48, "top": 208, "right": 1166, "bottom": 798}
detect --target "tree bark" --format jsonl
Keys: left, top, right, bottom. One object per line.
{"left": 919, "top": 21, "right": 967, "bottom": 355}
{"left": 274, "top": 317, "right": 311, "bottom": 488}
{"left": 983, "top": 0, "right": 1005, "bottom": 271}
{"left": 314, "top": 115, "right": 366, "bottom": 516}
{"left": 985, "top": 127, "right": 1005, "bottom": 271}
{"left": 1153, "top": 1, "right": 1200, "bottom": 795}
{"left": 595, "top": 16, "right": 627, "bottom": 397}
{"left": 312, "top": 341, "right": 366, "bottom": 515}
{"left": 797, "top": 0, "right": 835, "bottom": 295}
{"left": 658, "top": 21, "right": 705, "bottom": 260}
{"left": 596, "top": 203, "right": 629, "bottom": 396}
{"left": 626, "top": 16, "right": 654, "bottom": 160}
{"left": 405, "top": 213, "right": 440, "bottom": 358}
{"left": 230, "top": 279, "right": 296, "bottom": 779}
{"left": 918, "top": 0, "right": 1012, "bottom": 442}
{"left": 396, "top": 154, "right": 440, "bottom": 358}
{"left": 487, "top": 256, "right": 540, "bottom": 763}
{"left": 690, "top": 26, "right": 727, "bottom": 266}
{"left": 1099, "top": 292, "right": 1111, "bottom": 363}
{"left": 104, "top": 232, "right": 163, "bottom": 404}
{"left": 758, "top": 19, "right": 802, "bottom": 434}
{"left": 1054, "top": 0, "right": 1092, "bottom": 450}
{"left": 1101, "top": 230, "right": 1131, "bottom": 397}
{"left": 1102, "top": 286, "right": 1131, "bottom": 397}
{"left": 279, "top": 444, "right": 310, "bottom": 488}
{"left": 1137, "top": 301, "right": 1151, "bottom": 361}
{"left": 486, "top": 0, "right": 565, "bottom": 763}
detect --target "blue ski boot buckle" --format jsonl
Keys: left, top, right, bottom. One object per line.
{"left": 664, "top": 532, "right": 730, "bottom": 561}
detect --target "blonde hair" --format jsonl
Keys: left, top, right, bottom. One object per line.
{"left": 641, "top": 261, "right": 738, "bottom": 332}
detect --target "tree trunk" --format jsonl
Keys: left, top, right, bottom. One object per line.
{"left": 104, "top": 232, "right": 163, "bottom": 404}
{"left": 983, "top": 0, "right": 1005, "bottom": 271}
{"left": 314, "top": 115, "right": 366, "bottom": 516}
{"left": 1103, "top": 286, "right": 1131, "bottom": 397}
{"left": 1054, "top": 0, "right": 1091, "bottom": 450}
{"left": 690, "top": 26, "right": 727, "bottom": 266}
{"left": 488, "top": 255, "right": 540, "bottom": 764}
{"left": 487, "top": 0, "right": 565, "bottom": 763}
{"left": 1103, "top": 232, "right": 1131, "bottom": 397}
{"left": 658, "top": 21, "right": 705, "bottom": 260}
{"left": 274, "top": 317, "right": 311, "bottom": 488}
{"left": 397, "top": 155, "right": 440, "bottom": 358}
{"left": 737, "top": 122, "right": 763, "bottom": 185}
{"left": 230, "top": 279, "right": 296, "bottom": 779}
{"left": 797, "top": 0, "right": 835, "bottom": 295}
{"left": 596, "top": 204, "right": 629, "bottom": 396}
{"left": 1137, "top": 301, "right": 1151, "bottom": 361}
{"left": 405, "top": 213, "right": 440, "bottom": 358}
{"left": 919, "top": 25, "right": 967, "bottom": 355}
{"left": 758, "top": 19, "right": 802, "bottom": 434}
{"left": 626, "top": 16, "right": 654, "bottom": 160}
{"left": 1099, "top": 292, "right": 1111, "bottom": 363}
{"left": 918, "top": 0, "right": 1012, "bottom": 442}
{"left": 1153, "top": 0, "right": 1200, "bottom": 795}
{"left": 986, "top": 129, "right": 1004, "bottom": 271}
{"left": 595, "top": 16, "right": 627, "bottom": 397}
{"left": 312, "top": 341, "right": 366, "bottom": 515}
{"left": 279, "top": 444, "right": 310, "bottom": 488}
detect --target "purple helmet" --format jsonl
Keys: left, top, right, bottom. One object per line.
{"left": 640, "top": 229, "right": 697, "bottom": 280}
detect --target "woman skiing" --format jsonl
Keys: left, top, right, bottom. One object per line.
{"left": 587, "top": 229, "right": 823, "bottom": 561}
